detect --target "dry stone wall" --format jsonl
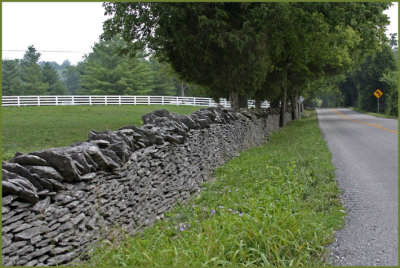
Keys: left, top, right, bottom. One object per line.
{"left": 2, "top": 107, "right": 292, "bottom": 266}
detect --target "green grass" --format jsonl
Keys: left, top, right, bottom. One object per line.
{"left": 2, "top": 105, "right": 202, "bottom": 161}
{"left": 349, "top": 107, "right": 398, "bottom": 119}
{"left": 86, "top": 111, "right": 345, "bottom": 266}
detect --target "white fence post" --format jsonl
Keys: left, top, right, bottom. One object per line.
{"left": 134, "top": 96, "right": 136, "bottom": 105}
{"left": 209, "top": 98, "right": 212, "bottom": 107}
{"left": 56, "top": 96, "right": 59, "bottom": 106}
{"left": 37, "top": 96, "right": 40, "bottom": 106}
{"left": 17, "top": 96, "right": 20, "bottom": 107}
{"left": 72, "top": 96, "right": 75, "bottom": 105}
{"left": 148, "top": 96, "right": 150, "bottom": 105}
{"left": 118, "top": 96, "right": 121, "bottom": 105}
{"left": 162, "top": 96, "right": 164, "bottom": 105}
{"left": 89, "top": 96, "right": 92, "bottom": 106}
{"left": 176, "top": 97, "right": 179, "bottom": 106}
{"left": 105, "top": 96, "right": 108, "bottom": 106}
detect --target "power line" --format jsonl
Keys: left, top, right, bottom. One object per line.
{"left": 2, "top": 49, "right": 85, "bottom": 53}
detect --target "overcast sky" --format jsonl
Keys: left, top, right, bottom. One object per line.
{"left": 2, "top": 2, "right": 399, "bottom": 65}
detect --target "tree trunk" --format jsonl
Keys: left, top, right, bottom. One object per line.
{"left": 279, "top": 87, "right": 287, "bottom": 127}
{"left": 180, "top": 83, "right": 185, "bottom": 97}
{"left": 279, "top": 68, "right": 288, "bottom": 127}
{"left": 291, "top": 93, "right": 298, "bottom": 120}
{"left": 270, "top": 99, "right": 280, "bottom": 109}
{"left": 230, "top": 91, "right": 248, "bottom": 111}
{"left": 255, "top": 99, "right": 262, "bottom": 109}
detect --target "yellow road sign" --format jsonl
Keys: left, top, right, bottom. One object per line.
{"left": 374, "top": 89, "right": 383, "bottom": 99}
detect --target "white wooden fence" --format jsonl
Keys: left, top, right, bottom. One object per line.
{"left": 2, "top": 95, "right": 269, "bottom": 108}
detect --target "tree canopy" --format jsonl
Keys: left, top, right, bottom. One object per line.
{"left": 102, "top": 2, "right": 392, "bottom": 120}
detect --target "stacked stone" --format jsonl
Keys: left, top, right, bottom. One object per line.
{"left": 2, "top": 107, "right": 289, "bottom": 266}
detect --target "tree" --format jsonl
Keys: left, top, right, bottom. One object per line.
{"left": 102, "top": 3, "right": 275, "bottom": 110}
{"left": 79, "top": 37, "right": 154, "bottom": 95}
{"left": 148, "top": 56, "right": 177, "bottom": 96}
{"left": 62, "top": 65, "right": 80, "bottom": 95}
{"left": 2, "top": 60, "right": 23, "bottom": 95}
{"left": 102, "top": 2, "right": 391, "bottom": 115}
{"left": 20, "top": 45, "right": 47, "bottom": 95}
{"left": 41, "top": 62, "right": 66, "bottom": 95}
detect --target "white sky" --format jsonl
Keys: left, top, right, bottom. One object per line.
{"left": 2, "top": 2, "right": 399, "bottom": 65}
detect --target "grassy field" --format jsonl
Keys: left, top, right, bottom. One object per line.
{"left": 349, "top": 107, "right": 398, "bottom": 119}
{"left": 87, "top": 111, "right": 345, "bottom": 266}
{"left": 2, "top": 105, "right": 202, "bottom": 161}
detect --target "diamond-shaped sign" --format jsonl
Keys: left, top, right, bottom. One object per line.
{"left": 373, "top": 89, "right": 383, "bottom": 99}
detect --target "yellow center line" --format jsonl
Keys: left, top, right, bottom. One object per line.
{"left": 330, "top": 108, "right": 398, "bottom": 134}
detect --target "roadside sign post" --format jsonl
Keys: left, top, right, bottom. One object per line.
{"left": 373, "top": 89, "right": 383, "bottom": 114}
{"left": 297, "top": 95, "right": 304, "bottom": 119}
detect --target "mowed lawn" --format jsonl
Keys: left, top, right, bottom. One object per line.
{"left": 2, "top": 105, "right": 202, "bottom": 161}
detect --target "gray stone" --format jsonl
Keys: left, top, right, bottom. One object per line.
{"left": 16, "top": 244, "right": 34, "bottom": 255}
{"left": 10, "top": 200, "right": 33, "bottom": 208}
{"left": 47, "top": 178, "right": 65, "bottom": 191}
{"left": 82, "top": 172, "right": 96, "bottom": 180}
{"left": 31, "top": 235, "right": 43, "bottom": 244}
{"left": 86, "top": 145, "right": 119, "bottom": 170}
{"left": 25, "top": 259, "right": 39, "bottom": 266}
{"left": 27, "top": 165, "right": 64, "bottom": 181}
{"left": 30, "top": 245, "right": 52, "bottom": 258}
{"left": 57, "top": 214, "right": 71, "bottom": 223}
{"left": 13, "top": 223, "right": 33, "bottom": 233}
{"left": 66, "top": 200, "right": 80, "bottom": 208}
{"left": 58, "top": 222, "right": 74, "bottom": 232}
{"left": 2, "top": 194, "right": 17, "bottom": 206}
{"left": 15, "top": 226, "right": 42, "bottom": 240}
{"left": 37, "top": 189, "right": 50, "bottom": 197}
{"left": 2, "top": 256, "right": 19, "bottom": 266}
{"left": 2, "top": 240, "right": 27, "bottom": 254}
{"left": 2, "top": 163, "right": 45, "bottom": 191}
{"left": 2, "top": 234, "right": 12, "bottom": 248}
{"left": 30, "top": 150, "right": 82, "bottom": 182}
{"left": 89, "top": 139, "right": 110, "bottom": 148}
{"left": 71, "top": 213, "right": 86, "bottom": 225}
{"left": 13, "top": 154, "right": 49, "bottom": 166}
{"left": 2, "top": 206, "right": 10, "bottom": 214}
{"left": 32, "top": 197, "right": 51, "bottom": 213}
{"left": 46, "top": 251, "right": 76, "bottom": 266}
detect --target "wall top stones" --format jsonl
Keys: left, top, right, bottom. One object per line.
{"left": 2, "top": 107, "right": 279, "bottom": 205}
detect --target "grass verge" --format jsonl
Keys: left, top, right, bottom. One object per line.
{"left": 2, "top": 105, "right": 202, "bottom": 161}
{"left": 349, "top": 107, "right": 398, "bottom": 119}
{"left": 87, "top": 111, "right": 345, "bottom": 266}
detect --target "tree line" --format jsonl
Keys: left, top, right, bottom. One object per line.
{"left": 2, "top": 42, "right": 207, "bottom": 97}
{"left": 3, "top": 3, "right": 397, "bottom": 119}
{"left": 309, "top": 34, "right": 398, "bottom": 116}
{"left": 102, "top": 2, "right": 397, "bottom": 123}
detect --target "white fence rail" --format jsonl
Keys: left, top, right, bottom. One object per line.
{"left": 2, "top": 95, "right": 269, "bottom": 108}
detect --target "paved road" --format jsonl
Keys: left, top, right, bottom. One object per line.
{"left": 316, "top": 108, "right": 398, "bottom": 266}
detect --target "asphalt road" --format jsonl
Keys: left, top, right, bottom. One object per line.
{"left": 316, "top": 108, "right": 398, "bottom": 266}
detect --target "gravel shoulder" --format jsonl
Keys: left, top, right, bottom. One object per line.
{"left": 316, "top": 108, "right": 398, "bottom": 266}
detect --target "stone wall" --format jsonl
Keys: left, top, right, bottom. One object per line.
{"left": 2, "top": 107, "right": 292, "bottom": 266}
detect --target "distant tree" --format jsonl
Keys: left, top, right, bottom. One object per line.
{"left": 20, "top": 45, "right": 47, "bottom": 95}
{"left": 355, "top": 44, "right": 396, "bottom": 112}
{"left": 79, "top": 37, "right": 154, "bottom": 95}
{"left": 61, "top": 60, "right": 72, "bottom": 69}
{"left": 2, "top": 60, "right": 23, "bottom": 95}
{"left": 379, "top": 70, "right": 398, "bottom": 116}
{"left": 41, "top": 62, "right": 66, "bottom": 95}
{"left": 62, "top": 65, "right": 80, "bottom": 95}
{"left": 389, "top": 33, "right": 398, "bottom": 49}
{"left": 148, "top": 56, "right": 176, "bottom": 96}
